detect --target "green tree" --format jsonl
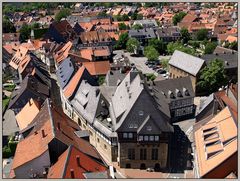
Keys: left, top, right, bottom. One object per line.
{"left": 98, "top": 11, "right": 108, "bottom": 17}
{"left": 161, "top": 58, "right": 169, "bottom": 70}
{"left": 197, "top": 59, "right": 227, "bottom": 93}
{"left": 19, "top": 24, "right": 31, "bottom": 42}
{"left": 172, "top": 12, "right": 187, "bottom": 26}
{"left": 126, "top": 38, "right": 140, "bottom": 54}
{"left": 180, "top": 28, "right": 191, "bottom": 44}
{"left": 137, "top": 13, "right": 143, "bottom": 20}
{"left": 114, "top": 32, "right": 129, "bottom": 49}
{"left": 167, "top": 42, "right": 195, "bottom": 55}
{"left": 118, "top": 22, "right": 129, "bottom": 30}
{"left": 31, "top": 22, "right": 40, "bottom": 29}
{"left": 148, "top": 38, "right": 166, "bottom": 55}
{"left": 131, "top": 12, "right": 143, "bottom": 20}
{"left": 132, "top": 24, "right": 143, "bottom": 30}
{"left": 55, "top": 8, "right": 71, "bottom": 22}
{"left": 3, "top": 16, "right": 16, "bottom": 33}
{"left": 144, "top": 46, "right": 159, "bottom": 62}
{"left": 204, "top": 42, "right": 217, "bottom": 54}
{"left": 122, "top": 14, "right": 130, "bottom": 21}
{"left": 196, "top": 28, "right": 208, "bottom": 41}
{"left": 229, "top": 41, "right": 238, "bottom": 51}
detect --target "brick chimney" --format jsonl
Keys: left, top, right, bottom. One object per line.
{"left": 41, "top": 129, "right": 46, "bottom": 138}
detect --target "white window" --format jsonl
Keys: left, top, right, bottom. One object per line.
{"left": 129, "top": 124, "right": 134, "bottom": 128}
{"left": 150, "top": 136, "right": 154, "bottom": 141}
{"left": 138, "top": 135, "right": 143, "bottom": 141}
{"left": 138, "top": 110, "right": 144, "bottom": 116}
{"left": 147, "top": 126, "right": 152, "bottom": 131}
{"left": 144, "top": 136, "right": 149, "bottom": 141}
{"left": 128, "top": 133, "right": 133, "bottom": 138}
{"left": 134, "top": 124, "right": 138, "bottom": 128}
{"left": 123, "top": 133, "right": 128, "bottom": 138}
{"left": 155, "top": 136, "right": 159, "bottom": 141}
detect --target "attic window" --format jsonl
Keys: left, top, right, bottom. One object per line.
{"left": 183, "top": 88, "right": 190, "bottom": 96}
{"left": 168, "top": 90, "right": 175, "bottom": 99}
{"left": 147, "top": 126, "right": 152, "bottom": 131}
{"left": 138, "top": 111, "right": 144, "bottom": 116}
{"left": 176, "top": 89, "right": 182, "bottom": 97}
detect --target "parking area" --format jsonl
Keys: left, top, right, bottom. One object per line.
{"left": 113, "top": 51, "right": 170, "bottom": 79}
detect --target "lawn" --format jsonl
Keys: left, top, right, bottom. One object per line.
{"left": 3, "top": 97, "right": 10, "bottom": 110}
{"left": 3, "top": 84, "right": 16, "bottom": 92}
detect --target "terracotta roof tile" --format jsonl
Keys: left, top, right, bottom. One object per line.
{"left": 54, "top": 41, "right": 73, "bottom": 64}
{"left": 12, "top": 99, "right": 102, "bottom": 171}
{"left": 225, "top": 35, "right": 237, "bottom": 43}
{"left": 194, "top": 106, "right": 237, "bottom": 177}
{"left": 82, "top": 61, "right": 110, "bottom": 76}
{"left": 15, "top": 98, "right": 40, "bottom": 131}
{"left": 48, "top": 145, "right": 107, "bottom": 178}
{"left": 9, "top": 46, "right": 29, "bottom": 69}
{"left": 80, "top": 47, "right": 111, "bottom": 61}
{"left": 63, "top": 66, "right": 85, "bottom": 98}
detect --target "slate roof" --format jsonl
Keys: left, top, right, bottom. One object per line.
{"left": 71, "top": 80, "right": 100, "bottom": 125}
{"left": 156, "top": 26, "right": 181, "bottom": 38}
{"left": 63, "top": 66, "right": 97, "bottom": 99}
{"left": 201, "top": 53, "right": 237, "bottom": 69}
{"left": 105, "top": 70, "right": 127, "bottom": 86}
{"left": 128, "top": 28, "right": 156, "bottom": 39}
{"left": 151, "top": 76, "right": 195, "bottom": 118}
{"left": 56, "top": 57, "right": 75, "bottom": 89}
{"left": 169, "top": 50, "right": 205, "bottom": 76}
{"left": 110, "top": 70, "right": 173, "bottom": 133}
{"left": 213, "top": 46, "right": 237, "bottom": 54}
{"left": 8, "top": 74, "right": 49, "bottom": 111}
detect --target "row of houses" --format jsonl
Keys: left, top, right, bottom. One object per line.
{"left": 3, "top": 32, "right": 113, "bottom": 179}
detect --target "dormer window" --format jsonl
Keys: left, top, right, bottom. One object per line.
{"left": 138, "top": 111, "right": 144, "bottom": 116}
{"left": 183, "top": 87, "right": 190, "bottom": 96}
{"left": 176, "top": 89, "right": 182, "bottom": 97}
{"left": 168, "top": 90, "right": 175, "bottom": 99}
{"left": 147, "top": 126, "right": 152, "bottom": 131}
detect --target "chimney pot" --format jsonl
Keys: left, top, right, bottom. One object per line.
{"left": 41, "top": 129, "right": 46, "bottom": 138}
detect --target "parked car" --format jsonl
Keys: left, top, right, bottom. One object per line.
{"left": 157, "top": 69, "right": 166, "bottom": 74}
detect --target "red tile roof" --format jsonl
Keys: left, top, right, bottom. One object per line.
{"left": 12, "top": 99, "right": 102, "bottom": 171}
{"left": 63, "top": 66, "right": 85, "bottom": 98}
{"left": 82, "top": 61, "right": 110, "bottom": 76}
{"left": 9, "top": 46, "right": 29, "bottom": 70}
{"left": 48, "top": 145, "right": 108, "bottom": 178}
{"left": 54, "top": 41, "right": 73, "bottom": 64}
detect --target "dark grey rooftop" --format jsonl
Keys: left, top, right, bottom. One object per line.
{"left": 156, "top": 26, "right": 181, "bottom": 38}
{"left": 128, "top": 28, "right": 156, "bottom": 39}
{"left": 151, "top": 76, "right": 195, "bottom": 117}
{"left": 3, "top": 109, "right": 19, "bottom": 136}
{"left": 105, "top": 70, "right": 126, "bottom": 86}
{"left": 56, "top": 57, "right": 75, "bottom": 89}
{"left": 83, "top": 171, "right": 109, "bottom": 179}
{"left": 201, "top": 52, "right": 237, "bottom": 69}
